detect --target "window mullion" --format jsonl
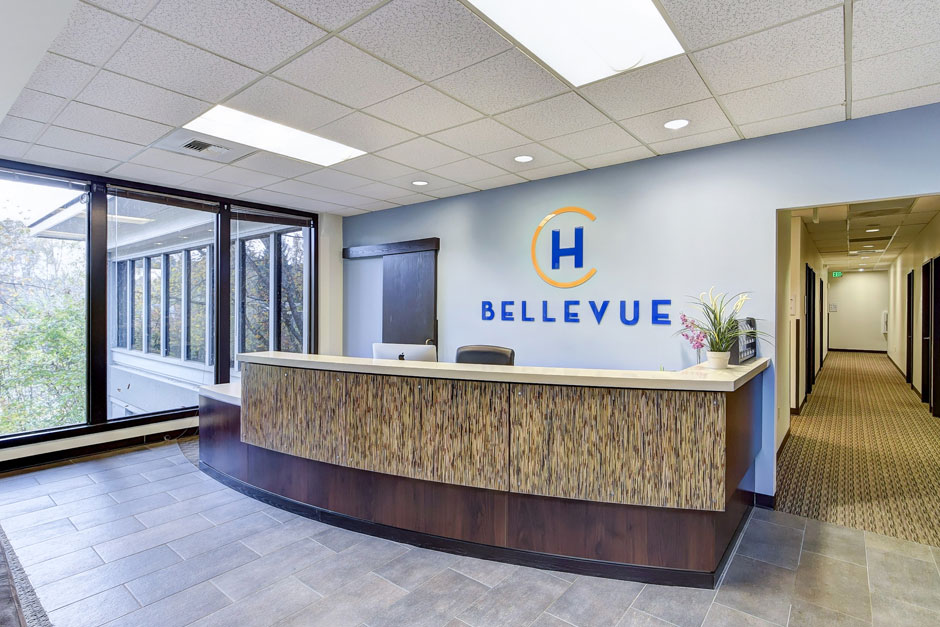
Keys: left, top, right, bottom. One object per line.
{"left": 270, "top": 232, "right": 280, "bottom": 352}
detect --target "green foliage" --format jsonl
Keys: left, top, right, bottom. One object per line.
{"left": 680, "top": 288, "right": 766, "bottom": 353}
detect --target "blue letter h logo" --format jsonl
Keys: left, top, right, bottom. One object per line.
{"left": 551, "top": 227, "right": 584, "bottom": 270}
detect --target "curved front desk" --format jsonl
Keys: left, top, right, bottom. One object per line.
{"left": 198, "top": 353, "right": 767, "bottom": 588}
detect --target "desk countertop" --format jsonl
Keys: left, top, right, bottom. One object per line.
{"left": 224, "top": 352, "right": 768, "bottom": 393}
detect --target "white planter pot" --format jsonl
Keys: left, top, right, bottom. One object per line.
{"left": 706, "top": 351, "right": 731, "bottom": 369}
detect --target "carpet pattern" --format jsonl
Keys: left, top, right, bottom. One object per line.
{"left": 777, "top": 351, "right": 940, "bottom": 546}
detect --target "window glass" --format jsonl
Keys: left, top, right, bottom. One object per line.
{"left": 115, "top": 261, "right": 127, "bottom": 348}
{"left": 166, "top": 253, "right": 182, "bottom": 358}
{"left": 0, "top": 176, "right": 87, "bottom": 434}
{"left": 108, "top": 193, "right": 216, "bottom": 418}
{"left": 242, "top": 237, "right": 270, "bottom": 353}
{"left": 280, "top": 230, "right": 304, "bottom": 352}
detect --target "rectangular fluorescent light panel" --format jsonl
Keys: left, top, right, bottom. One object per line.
{"left": 184, "top": 106, "right": 365, "bottom": 167}
{"left": 466, "top": 0, "right": 683, "bottom": 86}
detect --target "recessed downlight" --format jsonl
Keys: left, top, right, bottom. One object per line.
{"left": 865, "top": 228, "right": 880, "bottom": 232}
{"left": 864, "top": 245, "right": 874, "bottom": 248}
{"left": 514, "top": 155, "right": 534, "bottom": 163}
{"left": 411, "top": 180, "right": 428, "bottom": 186}
{"left": 664, "top": 119, "right": 689, "bottom": 130}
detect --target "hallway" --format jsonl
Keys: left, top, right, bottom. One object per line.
{"left": 777, "top": 351, "right": 940, "bottom": 546}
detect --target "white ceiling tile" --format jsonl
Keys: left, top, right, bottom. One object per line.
{"left": 204, "top": 165, "right": 282, "bottom": 188}
{"left": 427, "top": 184, "right": 477, "bottom": 199}
{"left": 77, "top": 71, "right": 209, "bottom": 126}
{"left": 364, "top": 86, "right": 481, "bottom": 135}
{"left": 388, "top": 192, "right": 435, "bottom": 206}
{"left": 519, "top": 161, "right": 585, "bottom": 181}
{"left": 739, "top": 105, "right": 845, "bottom": 138}
{"left": 266, "top": 179, "right": 372, "bottom": 206}
{"left": 853, "top": 83, "right": 940, "bottom": 119}
{"left": 37, "top": 126, "right": 143, "bottom": 160}
{"left": 495, "top": 92, "right": 609, "bottom": 141}
{"left": 355, "top": 200, "right": 398, "bottom": 211}
{"left": 649, "top": 127, "right": 739, "bottom": 154}
{"left": 181, "top": 177, "right": 254, "bottom": 197}
{"left": 50, "top": 2, "right": 137, "bottom": 66}
{"left": 431, "top": 48, "right": 567, "bottom": 114}
{"left": 24, "top": 145, "right": 120, "bottom": 173}
{"left": 478, "top": 142, "right": 565, "bottom": 172}
{"left": 692, "top": 8, "right": 844, "bottom": 95}
{"left": 106, "top": 28, "right": 260, "bottom": 101}
{"left": 325, "top": 206, "right": 367, "bottom": 216}
{"left": 853, "top": 41, "right": 940, "bottom": 100}
{"left": 332, "top": 154, "right": 415, "bottom": 179}
{"left": 659, "top": 0, "right": 837, "bottom": 51}
{"left": 541, "top": 123, "right": 641, "bottom": 160}
{"left": 578, "top": 146, "right": 655, "bottom": 169}
{"left": 238, "top": 187, "right": 341, "bottom": 213}
{"left": 620, "top": 99, "right": 731, "bottom": 144}
{"left": 276, "top": 37, "right": 419, "bottom": 108}
{"left": 87, "top": 0, "right": 156, "bottom": 20}
{"left": 7, "top": 90, "right": 66, "bottom": 123}
{"left": 0, "top": 138, "right": 30, "bottom": 159}
{"left": 470, "top": 173, "right": 526, "bottom": 190}
{"left": 429, "top": 118, "right": 528, "bottom": 155}
{"left": 273, "top": 0, "right": 382, "bottom": 30}
{"left": 109, "top": 162, "right": 194, "bottom": 186}
{"left": 54, "top": 101, "right": 172, "bottom": 145}
{"left": 225, "top": 77, "right": 351, "bottom": 131}
{"left": 130, "top": 148, "right": 223, "bottom": 176}
{"left": 233, "top": 151, "right": 318, "bottom": 178}
{"left": 312, "top": 112, "right": 416, "bottom": 152}
{"left": 341, "top": 0, "right": 512, "bottom": 81}
{"left": 0, "top": 117, "right": 45, "bottom": 143}
{"left": 853, "top": 0, "right": 940, "bottom": 61}
{"left": 719, "top": 66, "right": 844, "bottom": 125}
{"left": 355, "top": 181, "right": 422, "bottom": 200}
{"left": 25, "top": 53, "right": 97, "bottom": 99}
{"left": 580, "top": 56, "right": 710, "bottom": 120}
{"left": 376, "top": 137, "right": 467, "bottom": 170}
{"left": 295, "top": 168, "right": 372, "bottom": 191}
{"left": 380, "top": 172, "right": 455, "bottom": 193}
{"left": 145, "top": 0, "right": 324, "bottom": 71}
{"left": 427, "top": 157, "right": 506, "bottom": 185}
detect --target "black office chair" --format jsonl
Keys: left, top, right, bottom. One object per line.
{"left": 455, "top": 345, "right": 515, "bottom": 366}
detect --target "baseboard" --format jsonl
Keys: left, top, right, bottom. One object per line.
{"left": 887, "top": 354, "right": 907, "bottom": 379}
{"left": 754, "top": 493, "right": 775, "bottom": 509}
{"left": 0, "top": 423, "right": 198, "bottom": 473}
{"left": 777, "top": 428, "right": 792, "bottom": 455}
{"left": 827, "top": 348, "right": 887, "bottom": 354}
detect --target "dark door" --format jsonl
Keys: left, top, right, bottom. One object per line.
{"left": 933, "top": 257, "right": 940, "bottom": 417}
{"left": 924, "top": 261, "right": 932, "bottom": 405}
{"left": 907, "top": 271, "right": 914, "bottom": 385}
{"left": 805, "top": 264, "right": 816, "bottom": 395}
{"left": 819, "top": 278, "right": 824, "bottom": 370}
{"left": 382, "top": 250, "right": 438, "bottom": 346}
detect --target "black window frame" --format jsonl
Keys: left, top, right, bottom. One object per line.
{"left": 0, "top": 158, "right": 319, "bottom": 449}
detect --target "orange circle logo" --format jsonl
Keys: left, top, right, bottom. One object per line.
{"left": 530, "top": 206, "right": 597, "bottom": 289}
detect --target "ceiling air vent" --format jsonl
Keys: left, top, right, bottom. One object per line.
{"left": 181, "top": 139, "right": 230, "bottom": 156}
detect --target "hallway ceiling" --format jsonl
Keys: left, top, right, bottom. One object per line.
{"left": 798, "top": 195, "right": 940, "bottom": 272}
{"left": 1, "top": 0, "right": 939, "bottom": 215}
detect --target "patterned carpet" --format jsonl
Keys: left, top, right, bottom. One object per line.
{"left": 777, "top": 350, "right": 940, "bottom": 546}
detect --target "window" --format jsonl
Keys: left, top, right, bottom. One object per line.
{"left": 107, "top": 192, "right": 217, "bottom": 419}
{"left": 242, "top": 236, "right": 270, "bottom": 353}
{"left": 280, "top": 230, "right": 304, "bottom": 352}
{"left": 115, "top": 261, "right": 128, "bottom": 348}
{"left": 0, "top": 175, "right": 88, "bottom": 434}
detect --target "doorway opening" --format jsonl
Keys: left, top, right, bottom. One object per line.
{"left": 774, "top": 195, "right": 940, "bottom": 545}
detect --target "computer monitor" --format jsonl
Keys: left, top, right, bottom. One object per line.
{"left": 372, "top": 343, "right": 438, "bottom": 362}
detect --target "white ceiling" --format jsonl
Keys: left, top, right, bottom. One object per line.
{"left": 796, "top": 195, "right": 940, "bottom": 272}
{"left": 1, "top": 0, "right": 939, "bottom": 216}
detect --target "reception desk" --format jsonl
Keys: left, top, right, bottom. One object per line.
{"left": 199, "top": 353, "right": 767, "bottom": 587}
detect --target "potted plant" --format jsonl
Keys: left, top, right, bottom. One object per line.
{"left": 678, "top": 288, "right": 761, "bottom": 369}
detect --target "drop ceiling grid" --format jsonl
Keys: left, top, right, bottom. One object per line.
{"left": 2, "top": 0, "right": 940, "bottom": 215}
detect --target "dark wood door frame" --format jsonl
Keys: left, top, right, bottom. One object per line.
{"left": 805, "top": 264, "right": 816, "bottom": 397}
{"left": 907, "top": 271, "right": 914, "bottom": 385}
{"left": 923, "top": 261, "right": 932, "bottom": 405}
{"left": 932, "top": 257, "right": 940, "bottom": 418}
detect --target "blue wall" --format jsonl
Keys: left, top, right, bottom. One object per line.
{"left": 342, "top": 103, "right": 940, "bottom": 496}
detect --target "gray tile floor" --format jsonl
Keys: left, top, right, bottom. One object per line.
{"left": 2, "top": 443, "right": 940, "bottom": 627}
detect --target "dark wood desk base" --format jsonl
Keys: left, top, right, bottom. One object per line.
{"left": 199, "top": 395, "right": 756, "bottom": 588}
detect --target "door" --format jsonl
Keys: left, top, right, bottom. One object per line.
{"left": 819, "top": 278, "right": 824, "bottom": 370}
{"left": 933, "top": 256, "right": 940, "bottom": 417}
{"left": 805, "top": 264, "right": 816, "bottom": 396}
{"left": 382, "top": 250, "right": 438, "bottom": 346}
{"left": 924, "top": 261, "right": 933, "bottom": 405}
{"left": 907, "top": 271, "right": 914, "bottom": 385}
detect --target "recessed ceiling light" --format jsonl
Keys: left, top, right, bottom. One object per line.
{"left": 865, "top": 228, "right": 879, "bottom": 232}
{"left": 466, "top": 0, "right": 683, "bottom": 87}
{"left": 859, "top": 268, "right": 865, "bottom": 272}
{"left": 864, "top": 245, "right": 874, "bottom": 248}
{"left": 664, "top": 119, "right": 689, "bottom": 130}
{"left": 107, "top": 215, "right": 153, "bottom": 225}
{"left": 849, "top": 251, "right": 859, "bottom": 255}
{"left": 514, "top": 155, "right": 534, "bottom": 163}
{"left": 411, "top": 180, "right": 429, "bottom": 186}
{"left": 184, "top": 105, "right": 365, "bottom": 167}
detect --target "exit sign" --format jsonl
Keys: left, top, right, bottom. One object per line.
{"left": 832, "top": 271, "right": 843, "bottom": 277}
